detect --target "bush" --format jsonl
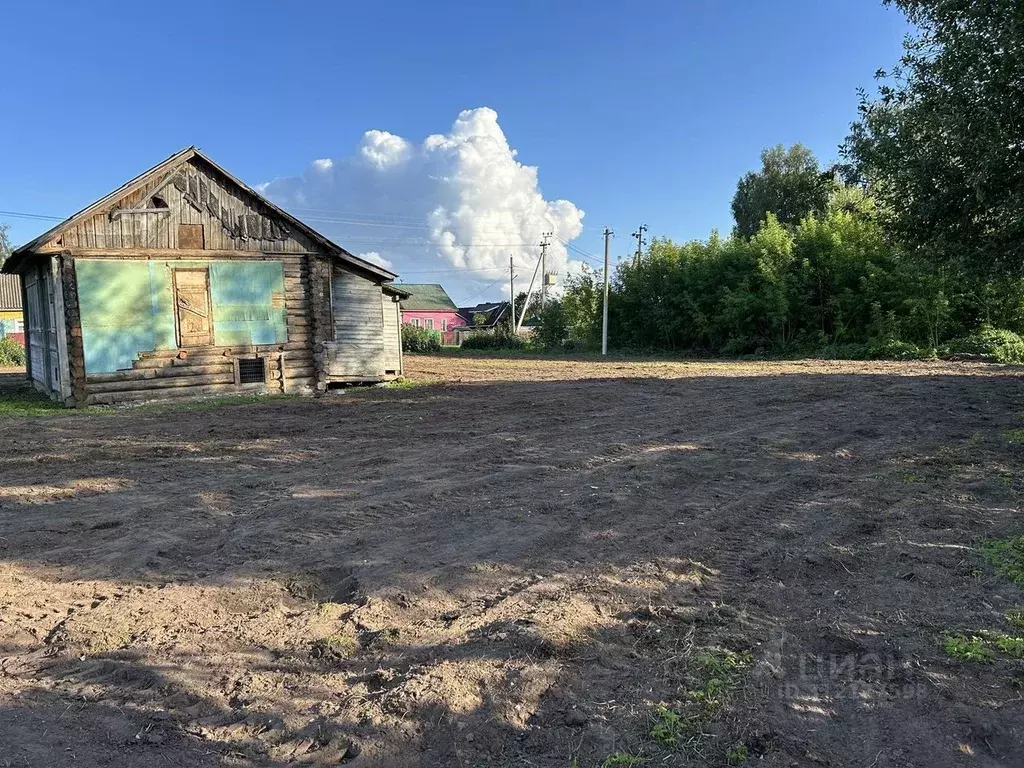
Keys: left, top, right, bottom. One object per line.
{"left": 0, "top": 337, "right": 26, "bottom": 367}
{"left": 401, "top": 324, "right": 442, "bottom": 353}
{"left": 865, "top": 338, "right": 934, "bottom": 361}
{"left": 532, "top": 300, "right": 568, "bottom": 349}
{"left": 460, "top": 326, "right": 526, "bottom": 351}
{"left": 944, "top": 327, "right": 1024, "bottom": 364}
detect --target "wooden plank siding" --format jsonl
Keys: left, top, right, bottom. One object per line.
{"left": 382, "top": 293, "right": 402, "bottom": 375}
{"left": 323, "top": 269, "right": 385, "bottom": 380}
{"left": 51, "top": 159, "right": 318, "bottom": 255}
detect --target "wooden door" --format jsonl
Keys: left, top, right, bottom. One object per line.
{"left": 173, "top": 268, "right": 213, "bottom": 347}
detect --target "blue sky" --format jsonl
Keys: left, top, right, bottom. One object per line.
{"left": 0, "top": 1, "right": 910, "bottom": 301}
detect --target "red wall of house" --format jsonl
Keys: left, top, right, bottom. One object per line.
{"left": 401, "top": 310, "right": 464, "bottom": 345}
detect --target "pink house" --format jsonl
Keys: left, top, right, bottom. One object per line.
{"left": 397, "top": 284, "right": 464, "bottom": 345}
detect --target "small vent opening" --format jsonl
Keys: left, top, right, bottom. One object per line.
{"left": 151, "top": 194, "right": 169, "bottom": 209}
{"left": 238, "top": 358, "right": 267, "bottom": 385}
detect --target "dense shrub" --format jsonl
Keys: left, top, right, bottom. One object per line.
{"left": 554, "top": 202, "right": 1024, "bottom": 360}
{"left": 944, "top": 327, "right": 1024, "bottom": 364}
{"left": 0, "top": 337, "right": 26, "bottom": 367}
{"left": 532, "top": 301, "right": 568, "bottom": 349}
{"left": 401, "top": 324, "right": 442, "bottom": 353}
{"left": 460, "top": 326, "right": 526, "bottom": 351}
{"left": 864, "top": 338, "right": 934, "bottom": 361}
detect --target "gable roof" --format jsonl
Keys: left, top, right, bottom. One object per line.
{"left": 3, "top": 147, "right": 398, "bottom": 283}
{"left": 458, "top": 301, "right": 510, "bottom": 327}
{"left": 397, "top": 284, "right": 459, "bottom": 312}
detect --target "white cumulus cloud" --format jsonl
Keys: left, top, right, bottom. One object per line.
{"left": 358, "top": 251, "right": 393, "bottom": 270}
{"left": 259, "top": 108, "right": 584, "bottom": 303}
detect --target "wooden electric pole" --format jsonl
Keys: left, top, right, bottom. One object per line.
{"left": 602, "top": 228, "right": 612, "bottom": 356}
{"left": 539, "top": 233, "right": 551, "bottom": 309}
{"left": 509, "top": 254, "right": 515, "bottom": 329}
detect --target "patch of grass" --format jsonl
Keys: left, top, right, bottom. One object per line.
{"left": 644, "top": 648, "right": 754, "bottom": 758}
{"left": 311, "top": 633, "right": 359, "bottom": 659}
{"left": 944, "top": 635, "right": 996, "bottom": 663}
{"left": 0, "top": 389, "right": 310, "bottom": 419}
{"left": 382, "top": 378, "right": 431, "bottom": 390}
{"left": 0, "top": 388, "right": 73, "bottom": 417}
{"left": 649, "top": 707, "right": 689, "bottom": 748}
{"left": 982, "top": 536, "right": 1024, "bottom": 586}
{"left": 1004, "top": 429, "right": 1024, "bottom": 445}
{"left": 1005, "top": 610, "right": 1024, "bottom": 630}
{"left": 690, "top": 650, "right": 755, "bottom": 713}
{"left": 601, "top": 753, "right": 645, "bottom": 767}
{"left": 995, "top": 635, "right": 1024, "bottom": 659}
{"left": 726, "top": 743, "right": 750, "bottom": 765}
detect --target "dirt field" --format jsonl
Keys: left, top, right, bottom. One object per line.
{"left": 1, "top": 355, "right": 1023, "bottom": 767}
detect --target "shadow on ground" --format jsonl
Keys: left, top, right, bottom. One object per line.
{"left": 1, "top": 368, "right": 1023, "bottom": 766}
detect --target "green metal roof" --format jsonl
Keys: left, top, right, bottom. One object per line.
{"left": 396, "top": 284, "right": 458, "bottom": 311}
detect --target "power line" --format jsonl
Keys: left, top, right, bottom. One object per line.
{"left": 457, "top": 276, "right": 507, "bottom": 306}
{"left": 555, "top": 235, "right": 604, "bottom": 267}
{"left": 0, "top": 207, "right": 605, "bottom": 269}
{"left": 0, "top": 209, "right": 65, "bottom": 222}
{"left": 396, "top": 266, "right": 515, "bottom": 275}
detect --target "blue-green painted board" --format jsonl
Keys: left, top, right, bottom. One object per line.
{"left": 77, "top": 259, "right": 288, "bottom": 374}
{"left": 77, "top": 261, "right": 176, "bottom": 374}
{"left": 210, "top": 262, "right": 287, "bottom": 347}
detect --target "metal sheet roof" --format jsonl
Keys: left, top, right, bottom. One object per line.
{"left": 0, "top": 274, "right": 21, "bottom": 311}
{"left": 396, "top": 284, "right": 459, "bottom": 312}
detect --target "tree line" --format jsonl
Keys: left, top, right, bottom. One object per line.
{"left": 539, "top": 0, "right": 1024, "bottom": 361}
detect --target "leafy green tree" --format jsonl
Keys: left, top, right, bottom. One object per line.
{"left": 731, "top": 144, "right": 835, "bottom": 239}
{"left": 560, "top": 265, "right": 604, "bottom": 347}
{"left": 533, "top": 300, "right": 569, "bottom": 348}
{"left": 844, "top": 0, "right": 1024, "bottom": 278}
{"left": 0, "top": 223, "right": 11, "bottom": 266}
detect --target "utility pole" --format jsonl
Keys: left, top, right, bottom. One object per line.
{"left": 509, "top": 254, "right": 515, "bottom": 331}
{"left": 631, "top": 223, "right": 647, "bottom": 266}
{"left": 539, "top": 233, "right": 551, "bottom": 309}
{"left": 602, "top": 228, "right": 612, "bottom": 356}
{"left": 516, "top": 247, "right": 544, "bottom": 332}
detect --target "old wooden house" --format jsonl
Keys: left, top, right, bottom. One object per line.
{"left": 1, "top": 147, "right": 407, "bottom": 406}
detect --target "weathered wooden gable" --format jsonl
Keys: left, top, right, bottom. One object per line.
{"left": 47, "top": 158, "right": 319, "bottom": 254}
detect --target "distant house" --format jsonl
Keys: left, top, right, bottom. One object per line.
{"left": 397, "top": 284, "right": 464, "bottom": 344}
{"left": 0, "top": 275, "right": 24, "bottom": 347}
{"left": 458, "top": 301, "right": 510, "bottom": 329}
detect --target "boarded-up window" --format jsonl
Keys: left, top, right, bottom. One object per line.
{"left": 178, "top": 224, "right": 205, "bottom": 249}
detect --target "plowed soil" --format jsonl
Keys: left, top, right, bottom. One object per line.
{"left": 1, "top": 355, "right": 1023, "bottom": 767}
